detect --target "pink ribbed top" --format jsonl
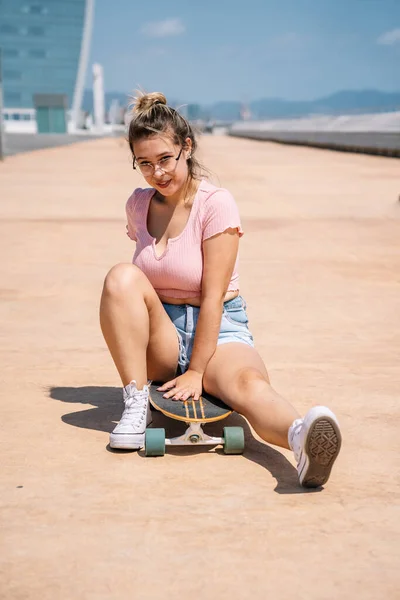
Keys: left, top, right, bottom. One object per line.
{"left": 125, "top": 179, "right": 243, "bottom": 298}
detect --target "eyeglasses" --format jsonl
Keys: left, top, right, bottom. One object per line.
{"left": 134, "top": 148, "right": 183, "bottom": 176}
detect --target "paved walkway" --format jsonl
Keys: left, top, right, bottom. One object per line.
{"left": 1, "top": 136, "right": 399, "bottom": 599}
{"left": 3, "top": 132, "right": 105, "bottom": 156}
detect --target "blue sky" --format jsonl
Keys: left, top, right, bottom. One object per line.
{"left": 88, "top": 0, "right": 400, "bottom": 104}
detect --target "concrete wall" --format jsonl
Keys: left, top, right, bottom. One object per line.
{"left": 230, "top": 112, "right": 400, "bottom": 157}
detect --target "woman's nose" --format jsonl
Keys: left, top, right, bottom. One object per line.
{"left": 153, "top": 165, "right": 165, "bottom": 176}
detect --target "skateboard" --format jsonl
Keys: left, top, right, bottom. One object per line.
{"left": 145, "top": 382, "right": 245, "bottom": 457}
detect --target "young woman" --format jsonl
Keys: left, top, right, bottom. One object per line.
{"left": 100, "top": 92, "right": 342, "bottom": 488}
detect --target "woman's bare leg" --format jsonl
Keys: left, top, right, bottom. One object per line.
{"left": 99, "top": 263, "right": 180, "bottom": 387}
{"left": 203, "top": 343, "right": 341, "bottom": 487}
{"left": 203, "top": 343, "right": 299, "bottom": 448}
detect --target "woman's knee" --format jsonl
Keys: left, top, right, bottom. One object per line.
{"left": 234, "top": 367, "right": 270, "bottom": 396}
{"left": 102, "top": 263, "right": 145, "bottom": 298}
{"left": 228, "top": 367, "right": 276, "bottom": 416}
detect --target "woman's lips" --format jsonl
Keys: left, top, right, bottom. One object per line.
{"left": 157, "top": 180, "right": 171, "bottom": 189}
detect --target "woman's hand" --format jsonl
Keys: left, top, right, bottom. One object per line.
{"left": 157, "top": 370, "right": 203, "bottom": 401}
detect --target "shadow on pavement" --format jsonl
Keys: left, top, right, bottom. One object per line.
{"left": 49, "top": 385, "right": 321, "bottom": 495}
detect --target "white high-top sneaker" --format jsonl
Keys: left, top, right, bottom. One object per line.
{"left": 288, "top": 406, "right": 342, "bottom": 488}
{"left": 110, "top": 381, "right": 152, "bottom": 450}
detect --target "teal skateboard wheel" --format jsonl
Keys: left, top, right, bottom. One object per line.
{"left": 223, "top": 426, "right": 245, "bottom": 454}
{"left": 145, "top": 428, "right": 166, "bottom": 457}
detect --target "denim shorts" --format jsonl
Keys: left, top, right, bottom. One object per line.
{"left": 162, "top": 295, "right": 254, "bottom": 374}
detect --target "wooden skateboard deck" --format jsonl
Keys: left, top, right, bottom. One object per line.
{"left": 149, "top": 382, "right": 232, "bottom": 423}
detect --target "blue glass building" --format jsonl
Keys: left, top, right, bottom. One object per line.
{"left": 0, "top": 0, "right": 94, "bottom": 129}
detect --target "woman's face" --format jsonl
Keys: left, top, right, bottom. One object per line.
{"left": 133, "top": 134, "right": 192, "bottom": 199}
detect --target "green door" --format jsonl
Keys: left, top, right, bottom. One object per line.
{"left": 49, "top": 106, "right": 66, "bottom": 133}
{"left": 36, "top": 106, "right": 66, "bottom": 133}
{"left": 36, "top": 106, "right": 50, "bottom": 133}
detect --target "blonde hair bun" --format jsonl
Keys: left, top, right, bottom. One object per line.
{"left": 133, "top": 91, "right": 167, "bottom": 114}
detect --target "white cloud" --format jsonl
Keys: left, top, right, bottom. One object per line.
{"left": 140, "top": 18, "right": 185, "bottom": 38}
{"left": 377, "top": 28, "right": 400, "bottom": 46}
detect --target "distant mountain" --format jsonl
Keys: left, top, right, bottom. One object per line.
{"left": 310, "top": 90, "right": 400, "bottom": 114}
{"left": 206, "top": 101, "right": 242, "bottom": 121}
{"left": 82, "top": 89, "right": 400, "bottom": 121}
{"left": 249, "top": 90, "right": 400, "bottom": 120}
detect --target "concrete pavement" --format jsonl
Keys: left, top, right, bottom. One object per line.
{"left": 0, "top": 135, "right": 399, "bottom": 599}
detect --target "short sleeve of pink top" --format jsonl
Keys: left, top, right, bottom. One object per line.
{"left": 125, "top": 179, "right": 243, "bottom": 299}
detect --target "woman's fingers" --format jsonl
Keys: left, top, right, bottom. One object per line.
{"left": 163, "top": 387, "right": 197, "bottom": 401}
{"left": 173, "top": 388, "right": 199, "bottom": 401}
{"left": 163, "top": 385, "right": 185, "bottom": 399}
{"left": 158, "top": 372, "right": 202, "bottom": 401}
{"left": 158, "top": 380, "right": 201, "bottom": 400}
{"left": 180, "top": 390, "right": 193, "bottom": 401}
{"left": 157, "top": 379, "right": 177, "bottom": 392}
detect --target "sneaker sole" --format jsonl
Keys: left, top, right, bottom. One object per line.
{"left": 299, "top": 416, "right": 342, "bottom": 488}
{"left": 109, "top": 413, "right": 152, "bottom": 451}
{"left": 109, "top": 435, "right": 144, "bottom": 450}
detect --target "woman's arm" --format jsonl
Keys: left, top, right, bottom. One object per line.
{"left": 189, "top": 228, "right": 240, "bottom": 375}
{"left": 158, "top": 228, "right": 240, "bottom": 400}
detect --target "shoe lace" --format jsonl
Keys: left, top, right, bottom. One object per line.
{"left": 120, "top": 392, "right": 147, "bottom": 425}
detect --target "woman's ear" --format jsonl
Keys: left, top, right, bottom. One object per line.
{"left": 184, "top": 136, "right": 193, "bottom": 159}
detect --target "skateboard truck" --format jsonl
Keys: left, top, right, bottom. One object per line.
{"left": 145, "top": 383, "right": 245, "bottom": 457}
{"left": 145, "top": 421, "right": 244, "bottom": 457}
{"left": 167, "top": 422, "right": 224, "bottom": 446}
